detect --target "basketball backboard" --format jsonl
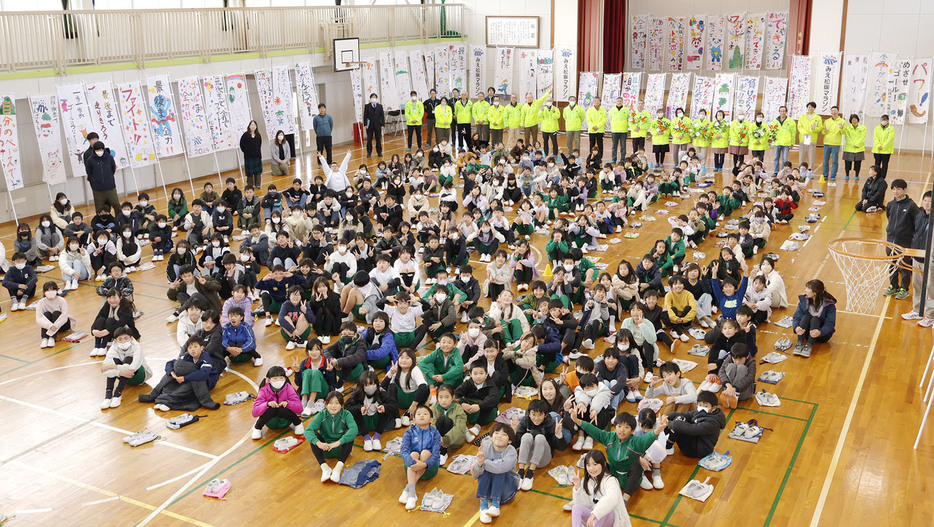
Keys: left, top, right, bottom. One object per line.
{"left": 333, "top": 37, "right": 361, "bottom": 71}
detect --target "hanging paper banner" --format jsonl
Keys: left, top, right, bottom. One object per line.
{"left": 666, "top": 73, "right": 691, "bottom": 118}
{"left": 28, "top": 95, "right": 67, "bottom": 185}
{"left": 202, "top": 75, "right": 235, "bottom": 151}
{"left": 253, "top": 69, "right": 277, "bottom": 137}
{"left": 648, "top": 18, "right": 665, "bottom": 71}
{"left": 684, "top": 16, "right": 706, "bottom": 70}
{"left": 644, "top": 73, "right": 667, "bottom": 116}
{"left": 745, "top": 14, "right": 765, "bottom": 70}
{"left": 690, "top": 76, "right": 715, "bottom": 120}
{"left": 410, "top": 51, "right": 430, "bottom": 101}
{"left": 726, "top": 14, "right": 746, "bottom": 70}
{"left": 0, "top": 96, "right": 23, "bottom": 191}
{"left": 349, "top": 69, "right": 364, "bottom": 124}
{"left": 144, "top": 75, "right": 184, "bottom": 158}
{"left": 712, "top": 73, "right": 736, "bottom": 119}
{"left": 815, "top": 52, "right": 843, "bottom": 114}
{"left": 450, "top": 45, "right": 467, "bottom": 93}
{"left": 537, "top": 50, "right": 554, "bottom": 99}
{"left": 889, "top": 59, "right": 913, "bottom": 125}
{"left": 295, "top": 62, "right": 321, "bottom": 132}
{"left": 763, "top": 77, "right": 788, "bottom": 121}
{"left": 176, "top": 77, "right": 214, "bottom": 158}
{"left": 225, "top": 73, "right": 252, "bottom": 136}
{"left": 787, "top": 55, "right": 812, "bottom": 118}
{"left": 469, "top": 46, "right": 487, "bottom": 97}
{"left": 841, "top": 55, "right": 869, "bottom": 121}
{"left": 378, "top": 52, "right": 400, "bottom": 111}
{"left": 116, "top": 82, "right": 157, "bottom": 168}
{"left": 601, "top": 73, "right": 622, "bottom": 131}
{"left": 668, "top": 17, "right": 685, "bottom": 71}
{"left": 272, "top": 65, "right": 296, "bottom": 135}
{"left": 620, "top": 72, "right": 642, "bottom": 110}
{"left": 706, "top": 15, "right": 725, "bottom": 71}
{"left": 56, "top": 84, "right": 96, "bottom": 177}
{"left": 578, "top": 71, "right": 600, "bottom": 131}
{"left": 361, "top": 59, "right": 380, "bottom": 104}
{"left": 85, "top": 81, "right": 130, "bottom": 170}
{"left": 434, "top": 47, "right": 451, "bottom": 96}
{"left": 631, "top": 15, "right": 648, "bottom": 69}
{"left": 866, "top": 52, "right": 895, "bottom": 118}
{"left": 424, "top": 51, "right": 435, "bottom": 91}
{"left": 494, "top": 47, "right": 515, "bottom": 97}
{"left": 734, "top": 75, "right": 759, "bottom": 117}
{"left": 518, "top": 49, "right": 538, "bottom": 98}
{"left": 554, "top": 48, "right": 576, "bottom": 102}
{"left": 765, "top": 12, "right": 788, "bottom": 70}
{"left": 907, "top": 59, "right": 932, "bottom": 124}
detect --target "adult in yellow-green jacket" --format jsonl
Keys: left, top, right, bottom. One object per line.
{"left": 872, "top": 114, "right": 895, "bottom": 179}
{"left": 822, "top": 105, "right": 846, "bottom": 181}
{"left": 404, "top": 90, "right": 424, "bottom": 152}
{"left": 608, "top": 97, "right": 631, "bottom": 163}
{"left": 670, "top": 107, "right": 692, "bottom": 164}
{"left": 434, "top": 96, "right": 453, "bottom": 144}
{"left": 649, "top": 107, "right": 671, "bottom": 168}
{"left": 748, "top": 112, "right": 770, "bottom": 162}
{"left": 563, "top": 95, "right": 586, "bottom": 152}
{"left": 487, "top": 95, "right": 506, "bottom": 146}
{"left": 710, "top": 110, "right": 730, "bottom": 172}
{"left": 586, "top": 99, "right": 607, "bottom": 158}
{"left": 521, "top": 91, "right": 550, "bottom": 147}
{"left": 539, "top": 98, "right": 561, "bottom": 156}
{"left": 454, "top": 93, "right": 473, "bottom": 149}
{"left": 472, "top": 92, "right": 491, "bottom": 145}
{"left": 797, "top": 102, "right": 823, "bottom": 169}
{"left": 503, "top": 94, "right": 522, "bottom": 148}
{"left": 770, "top": 105, "right": 796, "bottom": 175}
{"left": 629, "top": 100, "right": 651, "bottom": 153}
{"left": 843, "top": 113, "right": 867, "bottom": 180}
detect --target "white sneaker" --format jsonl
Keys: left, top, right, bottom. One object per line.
{"left": 439, "top": 453, "right": 448, "bottom": 465}
{"left": 364, "top": 438, "right": 373, "bottom": 451}
{"left": 154, "top": 404, "right": 171, "bottom": 412}
{"left": 520, "top": 476, "right": 533, "bottom": 491}
{"left": 405, "top": 495, "right": 418, "bottom": 510}
{"left": 101, "top": 398, "right": 112, "bottom": 409}
{"left": 395, "top": 418, "right": 402, "bottom": 429}
{"left": 320, "top": 464, "right": 332, "bottom": 483}
{"left": 563, "top": 501, "right": 574, "bottom": 511}
{"left": 293, "top": 423, "right": 304, "bottom": 435}
{"left": 265, "top": 317, "right": 273, "bottom": 327}
{"left": 679, "top": 333, "right": 689, "bottom": 342}
{"left": 640, "top": 475, "right": 654, "bottom": 490}
{"left": 10, "top": 302, "right": 19, "bottom": 312}
{"left": 401, "top": 415, "right": 411, "bottom": 426}
{"left": 318, "top": 335, "right": 330, "bottom": 344}
{"left": 902, "top": 311, "right": 922, "bottom": 320}
{"left": 461, "top": 312, "right": 470, "bottom": 323}
{"left": 583, "top": 436, "right": 594, "bottom": 450}
{"left": 302, "top": 404, "right": 314, "bottom": 417}
{"left": 626, "top": 391, "right": 636, "bottom": 403}
{"left": 581, "top": 338, "right": 594, "bottom": 350}
{"left": 573, "top": 436, "right": 585, "bottom": 451}
{"left": 253, "top": 357, "right": 263, "bottom": 366}
{"left": 644, "top": 372, "right": 654, "bottom": 383}
{"left": 165, "top": 313, "right": 178, "bottom": 323}
{"left": 466, "top": 430, "right": 477, "bottom": 443}
{"left": 399, "top": 488, "right": 410, "bottom": 504}
{"left": 286, "top": 340, "right": 297, "bottom": 350}
{"left": 251, "top": 428, "right": 263, "bottom": 439}
{"left": 40, "top": 337, "right": 50, "bottom": 349}
{"left": 330, "top": 462, "right": 343, "bottom": 483}
{"left": 89, "top": 348, "right": 100, "bottom": 357}
{"left": 372, "top": 437, "right": 382, "bottom": 450}
{"left": 110, "top": 396, "right": 122, "bottom": 408}
{"left": 653, "top": 474, "right": 665, "bottom": 489}
{"left": 487, "top": 506, "right": 501, "bottom": 517}
{"left": 480, "top": 511, "right": 493, "bottom": 524}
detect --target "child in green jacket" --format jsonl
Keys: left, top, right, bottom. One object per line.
{"left": 431, "top": 384, "right": 468, "bottom": 465}
{"left": 305, "top": 391, "right": 359, "bottom": 484}
{"left": 660, "top": 229, "right": 686, "bottom": 276}
{"left": 419, "top": 333, "right": 464, "bottom": 389}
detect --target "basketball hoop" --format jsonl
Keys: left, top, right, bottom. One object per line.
{"left": 342, "top": 61, "right": 365, "bottom": 70}
{"left": 827, "top": 238, "right": 922, "bottom": 314}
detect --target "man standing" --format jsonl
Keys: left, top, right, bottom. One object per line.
{"left": 539, "top": 97, "right": 561, "bottom": 156}
{"left": 563, "top": 96, "right": 585, "bottom": 152}
{"left": 504, "top": 94, "right": 522, "bottom": 148}
{"left": 85, "top": 141, "right": 121, "bottom": 213}
{"left": 487, "top": 96, "right": 505, "bottom": 146}
{"left": 520, "top": 92, "right": 544, "bottom": 146}
{"left": 771, "top": 105, "right": 796, "bottom": 176}
{"left": 472, "top": 91, "right": 490, "bottom": 146}
{"left": 450, "top": 88, "right": 461, "bottom": 148}
{"left": 608, "top": 97, "right": 631, "bottom": 164}
{"left": 873, "top": 114, "right": 895, "bottom": 179}
{"left": 884, "top": 179, "right": 919, "bottom": 300}
{"left": 404, "top": 91, "right": 424, "bottom": 152}
{"left": 797, "top": 101, "right": 822, "bottom": 168}
{"left": 455, "top": 92, "right": 473, "bottom": 150}
{"left": 363, "top": 93, "right": 385, "bottom": 158}
{"left": 821, "top": 105, "right": 846, "bottom": 181}
{"left": 313, "top": 103, "right": 333, "bottom": 166}
{"left": 423, "top": 89, "right": 440, "bottom": 147}
{"left": 629, "top": 100, "right": 651, "bottom": 153}
{"left": 83, "top": 132, "right": 100, "bottom": 163}
{"left": 587, "top": 98, "right": 607, "bottom": 158}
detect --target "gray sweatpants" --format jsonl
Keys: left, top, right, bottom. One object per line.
{"left": 518, "top": 433, "right": 552, "bottom": 468}
{"left": 720, "top": 362, "right": 753, "bottom": 401}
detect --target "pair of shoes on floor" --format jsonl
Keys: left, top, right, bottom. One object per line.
{"left": 774, "top": 337, "right": 793, "bottom": 351}
{"left": 755, "top": 390, "right": 781, "bottom": 407}
{"left": 688, "top": 344, "right": 710, "bottom": 356}
{"left": 792, "top": 343, "right": 812, "bottom": 357}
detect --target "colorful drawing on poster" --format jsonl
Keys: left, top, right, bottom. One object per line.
{"left": 684, "top": 16, "right": 706, "bottom": 70}
{"left": 745, "top": 13, "right": 765, "bottom": 70}
{"left": 620, "top": 72, "right": 643, "bottom": 110}
{"left": 295, "top": 62, "right": 321, "bottom": 132}
{"left": 470, "top": 46, "right": 487, "bottom": 97}
{"left": 555, "top": 48, "right": 576, "bottom": 102}
{"left": 726, "top": 14, "right": 745, "bottom": 70}
{"left": 410, "top": 50, "right": 431, "bottom": 100}
{"left": 494, "top": 47, "right": 515, "bottom": 96}
{"left": 28, "top": 95, "right": 67, "bottom": 185}
{"left": 765, "top": 12, "right": 788, "bottom": 70}
{"left": 668, "top": 17, "right": 685, "bottom": 71}
{"left": 224, "top": 73, "right": 252, "bottom": 135}
{"left": 712, "top": 73, "right": 736, "bottom": 119}
{"left": 734, "top": 75, "right": 759, "bottom": 117}
{"left": 763, "top": 77, "right": 788, "bottom": 121}
{"left": 866, "top": 52, "right": 895, "bottom": 118}
{"left": 601, "top": 73, "right": 622, "bottom": 131}
{"left": 691, "top": 76, "right": 715, "bottom": 120}
{"left": 841, "top": 55, "right": 869, "bottom": 120}
{"left": 644, "top": 73, "right": 667, "bottom": 116}
{"left": 272, "top": 65, "right": 296, "bottom": 135}
{"left": 631, "top": 15, "right": 648, "bottom": 69}
{"left": 648, "top": 18, "right": 665, "bottom": 71}
{"left": 202, "top": 75, "right": 235, "bottom": 151}
{"left": 349, "top": 69, "right": 364, "bottom": 123}
{"left": 537, "top": 49, "right": 554, "bottom": 99}
{"left": 907, "top": 58, "right": 932, "bottom": 124}
{"left": 379, "top": 52, "right": 400, "bottom": 111}
{"left": 577, "top": 72, "right": 600, "bottom": 108}
{"left": 361, "top": 58, "right": 380, "bottom": 104}
{"left": 85, "top": 81, "right": 130, "bottom": 169}
{"left": 518, "top": 49, "right": 538, "bottom": 98}
{"left": 116, "top": 81, "right": 158, "bottom": 168}
{"left": 706, "top": 15, "right": 725, "bottom": 71}
{"left": 176, "top": 77, "right": 214, "bottom": 158}
{"left": 450, "top": 45, "right": 467, "bottom": 93}
{"left": 424, "top": 51, "right": 435, "bottom": 92}
{"left": 787, "top": 55, "right": 812, "bottom": 118}
{"left": 253, "top": 69, "right": 277, "bottom": 138}
{"left": 889, "top": 59, "right": 913, "bottom": 125}
{"left": 145, "top": 75, "right": 184, "bottom": 158}
{"left": 0, "top": 96, "right": 23, "bottom": 191}
{"left": 435, "top": 46, "right": 451, "bottom": 97}
{"left": 815, "top": 52, "right": 842, "bottom": 115}
{"left": 667, "top": 73, "right": 692, "bottom": 118}
{"left": 56, "top": 84, "right": 96, "bottom": 177}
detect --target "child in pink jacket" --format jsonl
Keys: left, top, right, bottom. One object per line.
{"left": 251, "top": 365, "right": 304, "bottom": 439}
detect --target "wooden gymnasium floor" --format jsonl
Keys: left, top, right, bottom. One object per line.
{"left": 0, "top": 132, "right": 931, "bottom": 527}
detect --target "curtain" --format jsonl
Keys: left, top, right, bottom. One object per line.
{"left": 788, "top": 0, "right": 813, "bottom": 55}
{"left": 602, "top": 0, "right": 625, "bottom": 73}
{"left": 577, "top": 0, "right": 602, "bottom": 72}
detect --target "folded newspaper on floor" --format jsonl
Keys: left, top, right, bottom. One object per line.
{"left": 420, "top": 487, "right": 453, "bottom": 513}
{"left": 446, "top": 455, "right": 476, "bottom": 475}
{"left": 512, "top": 386, "right": 539, "bottom": 400}
{"left": 679, "top": 477, "right": 715, "bottom": 502}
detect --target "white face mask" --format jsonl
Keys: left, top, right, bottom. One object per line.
{"left": 270, "top": 380, "right": 286, "bottom": 390}
{"left": 435, "top": 293, "right": 447, "bottom": 303}
{"left": 676, "top": 112, "right": 683, "bottom": 117}
{"left": 117, "top": 340, "right": 132, "bottom": 350}
{"left": 277, "top": 135, "right": 284, "bottom": 141}
{"left": 95, "top": 151, "right": 104, "bottom": 157}
{"left": 364, "top": 385, "right": 378, "bottom": 396}
{"left": 45, "top": 291, "right": 58, "bottom": 300}
{"left": 493, "top": 101, "right": 500, "bottom": 106}
{"left": 178, "top": 248, "right": 186, "bottom": 255}
{"left": 272, "top": 217, "right": 281, "bottom": 224}
{"left": 468, "top": 327, "right": 480, "bottom": 338}
{"left": 122, "top": 210, "right": 131, "bottom": 217}
{"left": 697, "top": 406, "right": 708, "bottom": 413}
{"left": 437, "top": 279, "right": 447, "bottom": 286}
{"left": 123, "top": 232, "right": 132, "bottom": 238}
{"left": 411, "top": 96, "right": 417, "bottom": 102}
{"left": 338, "top": 246, "right": 347, "bottom": 254}
{"left": 59, "top": 198, "right": 68, "bottom": 205}
{"left": 239, "top": 253, "right": 250, "bottom": 262}
{"left": 584, "top": 387, "right": 598, "bottom": 396}
{"left": 14, "top": 263, "right": 25, "bottom": 270}
{"left": 461, "top": 275, "right": 471, "bottom": 282}
{"left": 563, "top": 263, "right": 574, "bottom": 272}
{"left": 544, "top": 101, "right": 552, "bottom": 107}
{"left": 292, "top": 212, "right": 301, "bottom": 218}
{"left": 157, "top": 222, "right": 167, "bottom": 228}
{"left": 140, "top": 200, "right": 148, "bottom": 207}
{"left": 41, "top": 221, "right": 51, "bottom": 228}
{"left": 370, "top": 98, "right": 377, "bottom": 103}
{"left": 69, "top": 244, "right": 79, "bottom": 252}
{"left": 217, "top": 206, "right": 226, "bottom": 213}
{"left": 569, "top": 102, "right": 576, "bottom": 107}
{"left": 212, "top": 241, "right": 221, "bottom": 248}
{"left": 738, "top": 115, "right": 746, "bottom": 121}
{"left": 98, "top": 238, "right": 108, "bottom": 245}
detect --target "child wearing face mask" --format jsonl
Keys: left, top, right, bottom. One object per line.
{"left": 134, "top": 193, "right": 156, "bottom": 236}
{"left": 251, "top": 366, "right": 304, "bottom": 439}
{"left": 59, "top": 236, "right": 92, "bottom": 291}
{"left": 211, "top": 200, "right": 234, "bottom": 242}
{"left": 116, "top": 225, "right": 142, "bottom": 270}
{"left": 35, "top": 215, "right": 64, "bottom": 263}
{"left": 167, "top": 188, "right": 188, "bottom": 231}
{"left": 148, "top": 214, "right": 174, "bottom": 262}
{"left": 99, "top": 326, "right": 151, "bottom": 409}
{"left": 4, "top": 252, "right": 37, "bottom": 313}
{"left": 87, "top": 230, "right": 117, "bottom": 280}
{"left": 664, "top": 390, "right": 726, "bottom": 458}
{"left": 35, "top": 281, "right": 75, "bottom": 348}
{"left": 114, "top": 202, "right": 140, "bottom": 239}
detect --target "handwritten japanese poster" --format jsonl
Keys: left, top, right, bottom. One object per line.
{"left": 726, "top": 14, "right": 746, "bottom": 70}
{"left": 648, "top": 18, "right": 665, "bottom": 71}
{"left": 578, "top": 72, "right": 600, "bottom": 131}
{"left": 691, "top": 76, "right": 715, "bottom": 120}
{"left": 841, "top": 55, "right": 869, "bottom": 121}
{"left": 712, "top": 73, "right": 736, "bottom": 119}
{"left": 889, "top": 59, "right": 913, "bottom": 125}
{"left": 907, "top": 59, "right": 932, "bottom": 125}
{"left": 201, "top": 75, "right": 235, "bottom": 151}
{"left": 176, "top": 77, "right": 214, "bottom": 158}
{"left": 667, "top": 73, "right": 692, "bottom": 118}
{"left": 601, "top": 73, "right": 622, "bottom": 131}
{"left": 224, "top": 73, "right": 252, "bottom": 136}
{"left": 668, "top": 17, "right": 685, "bottom": 72}
{"left": 349, "top": 68, "right": 364, "bottom": 123}
{"left": 734, "top": 75, "right": 759, "bottom": 117}
{"left": 28, "top": 95, "right": 67, "bottom": 185}
{"left": 434, "top": 46, "right": 451, "bottom": 96}
{"left": 554, "top": 48, "right": 576, "bottom": 102}
{"left": 705, "top": 15, "right": 725, "bottom": 71}
{"left": 815, "top": 52, "right": 842, "bottom": 114}
{"left": 866, "top": 52, "right": 895, "bottom": 118}
{"left": 295, "top": 62, "right": 321, "bottom": 132}
{"left": 494, "top": 47, "right": 515, "bottom": 97}
{"left": 620, "top": 72, "right": 642, "bottom": 110}
{"left": 518, "top": 49, "right": 538, "bottom": 98}
{"left": 644, "top": 73, "right": 667, "bottom": 116}
{"left": 0, "top": 96, "right": 23, "bottom": 191}
{"left": 631, "top": 15, "right": 648, "bottom": 69}
{"left": 116, "top": 81, "right": 157, "bottom": 168}
{"left": 253, "top": 69, "right": 277, "bottom": 137}
{"left": 410, "top": 50, "right": 431, "bottom": 100}
{"left": 745, "top": 14, "right": 765, "bottom": 70}
{"left": 787, "top": 55, "right": 812, "bottom": 118}
{"left": 763, "top": 77, "right": 788, "bottom": 121}
{"left": 469, "top": 46, "right": 487, "bottom": 98}
{"left": 272, "top": 65, "right": 297, "bottom": 135}
{"left": 765, "top": 12, "right": 788, "bottom": 70}
{"left": 449, "top": 45, "right": 467, "bottom": 93}
{"left": 361, "top": 59, "right": 380, "bottom": 104}
{"left": 684, "top": 16, "right": 705, "bottom": 71}
{"left": 537, "top": 49, "right": 554, "bottom": 99}
{"left": 85, "top": 81, "right": 130, "bottom": 170}
{"left": 424, "top": 52, "right": 435, "bottom": 92}
{"left": 145, "top": 75, "right": 184, "bottom": 158}
{"left": 56, "top": 84, "right": 96, "bottom": 177}
{"left": 378, "top": 52, "right": 400, "bottom": 111}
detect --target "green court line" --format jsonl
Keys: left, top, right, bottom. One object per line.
{"left": 732, "top": 406, "right": 809, "bottom": 422}
{"left": 0, "top": 354, "right": 29, "bottom": 363}
{"left": 779, "top": 396, "right": 819, "bottom": 406}
{"left": 763, "top": 401, "right": 818, "bottom": 526}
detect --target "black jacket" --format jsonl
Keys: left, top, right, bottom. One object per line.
{"left": 423, "top": 97, "right": 441, "bottom": 120}
{"left": 364, "top": 103, "right": 385, "bottom": 131}
{"left": 239, "top": 132, "right": 262, "bottom": 158}
{"left": 860, "top": 175, "right": 887, "bottom": 208}
{"left": 912, "top": 208, "right": 931, "bottom": 252}
{"left": 886, "top": 196, "right": 920, "bottom": 245}
{"left": 85, "top": 149, "right": 117, "bottom": 191}
{"left": 668, "top": 407, "right": 727, "bottom": 458}
{"left": 516, "top": 412, "right": 566, "bottom": 453}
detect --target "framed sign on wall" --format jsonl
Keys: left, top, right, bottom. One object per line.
{"left": 485, "top": 16, "right": 540, "bottom": 48}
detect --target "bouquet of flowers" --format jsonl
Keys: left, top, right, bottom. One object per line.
{"left": 674, "top": 119, "right": 692, "bottom": 138}
{"left": 692, "top": 122, "right": 712, "bottom": 142}
{"left": 655, "top": 118, "right": 671, "bottom": 135}
{"left": 711, "top": 119, "right": 729, "bottom": 140}
{"left": 633, "top": 112, "right": 650, "bottom": 130}
{"left": 752, "top": 124, "right": 768, "bottom": 140}
{"left": 767, "top": 123, "right": 779, "bottom": 142}
{"left": 737, "top": 124, "right": 749, "bottom": 143}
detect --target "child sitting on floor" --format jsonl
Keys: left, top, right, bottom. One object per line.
{"left": 399, "top": 404, "right": 442, "bottom": 510}
{"left": 99, "top": 326, "right": 151, "bottom": 409}
{"left": 471, "top": 422, "right": 520, "bottom": 523}
{"left": 306, "top": 391, "right": 358, "bottom": 483}
{"left": 665, "top": 390, "right": 726, "bottom": 458}
{"left": 346, "top": 371, "right": 399, "bottom": 452}
{"left": 251, "top": 366, "right": 304, "bottom": 439}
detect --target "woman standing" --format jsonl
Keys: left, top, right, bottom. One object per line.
{"left": 240, "top": 120, "right": 263, "bottom": 189}
{"left": 843, "top": 114, "right": 867, "bottom": 181}
{"left": 271, "top": 130, "right": 291, "bottom": 177}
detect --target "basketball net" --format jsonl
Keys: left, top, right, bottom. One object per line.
{"left": 828, "top": 238, "right": 906, "bottom": 314}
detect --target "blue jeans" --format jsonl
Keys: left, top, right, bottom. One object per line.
{"left": 273, "top": 257, "right": 297, "bottom": 269}
{"left": 823, "top": 145, "right": 840, "bottom": 178}
{"left": 63, "top": 260, "right": 90, "bottom": 281}
{"left": 604, "top": 381, "right": 625, "bottom": 409}
{"left": 285, "top": 195, "right": 307, "bottom": 210}
{"left": 772, "top": 145, "right": 790, "bottom": 175}
{"left": 551, "top": 411, "right": 574, "bottom": 444}
{"left": 475, "top": 471, "right": 518, "bottom": 504}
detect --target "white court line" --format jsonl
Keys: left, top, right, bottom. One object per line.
{"left": 146, "top": 463, "right": 215, "bottom": 491}
{"left": 82, "top": 496, "right": 121, "bottom": 507}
